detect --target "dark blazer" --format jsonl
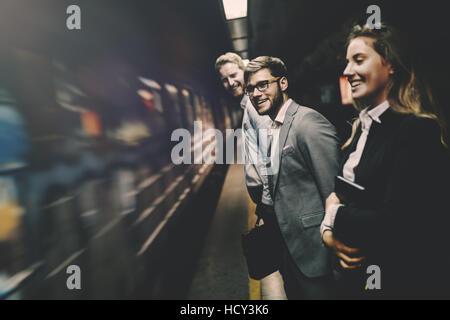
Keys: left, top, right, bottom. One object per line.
{"left": 333, "top": 109, "right": 450, "bottom": 298}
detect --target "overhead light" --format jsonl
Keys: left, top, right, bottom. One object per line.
{"left": 222, "top": 0, "right": 247, "bottom": 20}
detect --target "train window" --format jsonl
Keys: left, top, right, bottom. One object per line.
{"left": 114, "top": 120, "right": 150, "bottom": 146}
{"left": 138, "top": 77, "right": 167, "bottom": 137}
{"left": 164, "top": 84, "right": 183, "bottom": 128}
{"left": 181, "top": 89, "right": 195, "bottom": 131}
{"left": 138, "top": 77, "right": 164, "bottom": 113}
{"left": 0, "top": 85, "right": 28, "bottom": 167}
{"left": 81, "top": 111, "right": 102, "bottom": 137}
{"left": 53, "top": 61, "right": 98, "bottom": 137}
{"left": 0, "top": 176, "right": 22, "bottom": 242}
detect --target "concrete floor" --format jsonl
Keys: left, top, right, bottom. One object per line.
{"left": 186, "top": 164, "right": 286, "bottom": 300}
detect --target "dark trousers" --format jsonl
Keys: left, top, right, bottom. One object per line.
{"left": 257, "top": 203, "right": 337, "bottom": 300}
{"left": 332, "top": 262, "right": 368, "bottom": 299}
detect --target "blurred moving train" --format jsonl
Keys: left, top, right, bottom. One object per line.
{"left": 0, "top": 40, "right": 241, "bottom": 299}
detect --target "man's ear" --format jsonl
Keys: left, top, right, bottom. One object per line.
{"left": 279, "top": 76, "right": 288, "bottom": 92}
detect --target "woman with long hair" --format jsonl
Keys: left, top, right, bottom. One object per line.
{"left": 320, "top": 23, "right": 450, "bottom": 298}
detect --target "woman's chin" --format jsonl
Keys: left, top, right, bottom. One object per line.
{"left": 351, "top": 90, "right": 365, "bottom": 100}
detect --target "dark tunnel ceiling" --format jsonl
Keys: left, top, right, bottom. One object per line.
{"left": 0, "top": 0, "right": 232, "bottom": 87}
{"left": 248, "top": 0, "right": 449, "bottom": 73}
{"left": 1, "top": 0, "right": 448, "bottom": 90}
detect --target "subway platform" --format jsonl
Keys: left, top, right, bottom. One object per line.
{"left": 186, "top": 164, "right": 287, "bottom": 300}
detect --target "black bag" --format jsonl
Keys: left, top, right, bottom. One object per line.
{"left": 334, "top": 175, "right": 366, "bottom": 205}
{"left": 241, "top": 216, "right": 283, "bottom": 280}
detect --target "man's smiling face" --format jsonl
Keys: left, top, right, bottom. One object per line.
{"left": 247, "top": 68, "right": 283, "bottom": 116}
{"left": 218, "top": 62, "right": 245, "bottom": 98}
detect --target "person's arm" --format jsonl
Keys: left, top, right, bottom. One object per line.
{"left": 321, "top": 192, "right": 365, "bottom": 269}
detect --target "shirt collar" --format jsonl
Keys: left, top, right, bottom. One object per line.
{"left": 274, "top": 98, "right": 293, "bottom": 125}
{"left": 365, "top": 100, "right": 390, "bottom": 123}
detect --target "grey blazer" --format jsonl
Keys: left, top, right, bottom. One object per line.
{"left": 272, "top": 100, "right": 341, "bottom": 278}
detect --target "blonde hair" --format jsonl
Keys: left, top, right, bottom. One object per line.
{"left": 214, "top": 52, "right": 245, "bottom": 72}
{"left": 342, "top": 24, "right": 448, "bottom": 149}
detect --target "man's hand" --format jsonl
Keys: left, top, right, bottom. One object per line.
{"left": 322, "top": 230, "right": 365, "bottom": 270}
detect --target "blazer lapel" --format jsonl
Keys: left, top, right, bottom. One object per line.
{"left": 352, "top": 109, "right": 404, "bottom": 183}
{"left": 272, "top": 101, "right": 298, "bottom": 197}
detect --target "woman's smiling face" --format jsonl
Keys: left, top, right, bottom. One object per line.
{"left": 343, "top": 36, "right": 394, "bottom": 107}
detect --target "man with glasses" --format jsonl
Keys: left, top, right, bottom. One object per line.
{"left": 244, "top": 56, "right": 340, "bottom": 299}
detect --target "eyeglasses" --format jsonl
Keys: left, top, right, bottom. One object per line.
{"left": 244, "top": 77, "right": 280, "bottom": 96}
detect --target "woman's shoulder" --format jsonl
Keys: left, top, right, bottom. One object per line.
{"left": 394, "top": 113, "right": 444, "bottom": 145}
{"left": 401, "top": 114, "right": 440, "bottom": 133}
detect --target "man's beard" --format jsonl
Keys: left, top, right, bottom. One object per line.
{"left": 259, "top": 84, "right": 283, "bottom": 117}
{"left": 229, "top": 83, "right": 243, "bottom": 98}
